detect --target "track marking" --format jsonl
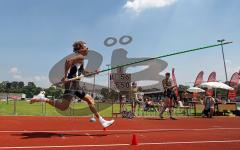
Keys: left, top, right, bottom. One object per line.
{"left": 85, "top": 133, "right": 94, "bottom": 139}
{"left": 1, "top": 127, "right": 240, "bottom": 133}
{"left": 0, "top": 140, "right": 240, "bottom": 149}
{"left": 139, "top": 140, "right": 240, "bottom": 145}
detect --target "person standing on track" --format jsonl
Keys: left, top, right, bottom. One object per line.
{"left": 131, "top": 81, "right": 139, "bottom": 114}
{"left": 30, "top": 41, "right": 114, "bottom": 128}
{"left": 159, "top": 72, "right": 177, "bottom": 120}
{"left": 202, "top": 91, "right": 215, "bottom": 118}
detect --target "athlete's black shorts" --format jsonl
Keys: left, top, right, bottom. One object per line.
{"left": 164, "top": 89, "right": 173, "bottom": 99}
{"left": 63, "top": 81, "right": 86, "bottom": 100}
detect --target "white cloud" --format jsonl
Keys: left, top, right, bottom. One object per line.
{"left": 8, "top": 67, "right": 50, "bottom": 88}
{"left": 225, "top": 59, "right": 232, "bottom": 65}
{"left": 34, "top": 76, "right": 48, "bottom": 82}
{"left": 33, "top": 76, "right": 49, "bottom": 88}
{"left": 10, "top": 67, "right": 22, "bottom": 80}
{"left": 124, "top": 0, "right": 177, "bottom": 13}
{"left": 9, "top": 67, "right": 20, "bottom": 74}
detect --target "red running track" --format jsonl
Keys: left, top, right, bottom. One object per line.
{"left": 0, "top": 116, "right": 240, "bottom": 150}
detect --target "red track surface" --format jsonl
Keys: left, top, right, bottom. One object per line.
{"left": 0, "top": 116, "right": 240, "bottom": 150}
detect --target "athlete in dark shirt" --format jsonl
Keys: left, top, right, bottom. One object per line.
{"left": 30, "top": 41, "right": 114, "bottom": 128}
{"left": 159, "top": 72, "right": 177, "bottom": 120}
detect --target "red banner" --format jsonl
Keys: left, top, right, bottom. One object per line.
{"left": 172, "top": 68, "right": 179, "bottom": 97}
{"left": 194, "top": 71, "right": 204, "bottom": 87}
{"left": 207, "top": 72, "right": 216, "bottom": 82}
{"left": 206, "top": 72, "right": 216, "bottom": 96}
{"left": 228, "top": 72, "right": 240, "bottom": 100}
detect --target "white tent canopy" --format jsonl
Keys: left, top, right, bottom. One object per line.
{"left": 200, "top": 82, "right": 234, "bottom": 90}
{"left": 187, "top": 87, "right": 205, "bottom": 93}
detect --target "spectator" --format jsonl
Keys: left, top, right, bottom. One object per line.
{"left": 144, "top": 97, "right": 157, "bottom": 111}
{"left": 181, "top": 89, "right": 189, "bottom": 105}
{"left": 215, "top": 94, "right": 222, "bottom": 103}
{"left": 202, "top": 91, "right": 215, "bottom": 118}
{"left": 135, "top": 92, "right": 144, "bottom": 110}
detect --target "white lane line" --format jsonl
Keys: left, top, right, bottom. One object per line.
{"left": 139, "top": 139, "right": 240, "bottom": 145}
{"left": 1, "top": 127, "right": 240, "bottom": 133}
{"left": 0, "top": 140, "right": 240, "bottom": 149}
{"left": 85, "top": 133, "right": 94, "bottom": 139}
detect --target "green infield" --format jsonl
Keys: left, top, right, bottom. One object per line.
{"left": 0, "top": 100, "right": 203, "bottom": 117}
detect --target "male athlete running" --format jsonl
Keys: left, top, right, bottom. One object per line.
{"left": 30, "top": 41, "right": 114, "bottom": 128}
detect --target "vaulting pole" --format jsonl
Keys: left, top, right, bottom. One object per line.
{"left": 55, "top": 41, "right": 233, "bottom": 85}
{"left": 95, "top": 41, "right": 233, "bottom": 74}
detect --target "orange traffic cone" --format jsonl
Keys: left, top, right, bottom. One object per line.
{"left": 131, "top": 134, "right": 138, "bottom": 145}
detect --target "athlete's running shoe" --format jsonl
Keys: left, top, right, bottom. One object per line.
{"left": 99, "top": 117, "right": 115, "bottom": 128}
{"left": 29, "top": 91, "right": 48, "bottom": 104}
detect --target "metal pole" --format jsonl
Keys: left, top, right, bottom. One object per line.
{"left": 93, "top": 74, "right": 96, "bottom": 97}
{"left": 106, "top": 64, "right": 111, "bottom": 115}
{"left": 106, "top": 64, "right": 111, "bottom": 93}
{"left": 92, "top": 74, "right": 99, "bottom": 111}
{"left": 222, "top": 45, "right": 228, "bottom": 81}
{"left": 13, "top": 99, "right": 16, "bottom": 115}
{"left": 218, "top": 40, "right": 228, "bottom": 82}
{"left": 41, "top": 102, "right": 44, "bottom": 116}
{"left": 44, "top": 102, "right": 46, "bottom": 116}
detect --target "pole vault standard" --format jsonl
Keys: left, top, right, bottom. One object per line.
{"left": 96, "top": 41, "right": 233, "bottom": 74}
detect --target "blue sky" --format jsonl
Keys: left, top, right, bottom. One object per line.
{"left": 0, "top": 0, "right": 239, "bottom": 88}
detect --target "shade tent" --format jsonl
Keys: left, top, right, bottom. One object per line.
{"left": 187, "top": 87, "right": 205, "bottom": 93}
{"left": 200, "top": 82, "right": 234, "bottom": 90}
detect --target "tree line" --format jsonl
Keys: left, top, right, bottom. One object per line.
{"left": 0, "top": 81, "right": 63, "bottom": 99}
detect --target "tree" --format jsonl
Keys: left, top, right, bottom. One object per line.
{"left": 45, "top": 86, "right": 63, "bottom": 99}
{"left": 23, "top": 86, "right": 34, "bottom": 98}
{"left": 18, "top": 82, "right": 24, "bottom": 89}
{"left": 28, "top": 82, "right": 36, "bottom": 88}
{"left": 22, "top": 82, "right": 41, "bottom": 98}
{"left": 0, "top": 82, "right": 5, "bottom": 92}
{"left": 109, "top": 89, "right": 118, "bottom": 100}
{"left": 11, "top": 81, "right": 18, "bottom": 89}
{"left": 100, "top": 88, "right": 110, "bottom": 99}
{"left": 55, "top": 89, "right": 63, "bottom": 99}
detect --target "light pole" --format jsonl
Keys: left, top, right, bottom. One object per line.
{"left": 106, "top": 64, "right": 111, "bottom": 93}
{"left": 217, "top": 39, "right": 228, "bottom": 82}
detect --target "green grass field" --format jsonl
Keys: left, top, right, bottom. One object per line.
{"left": 0, "top": 100, "right": 202, "bottom": 117}
{"left": 0, "top": 100, "right": 118, "bottom": 117}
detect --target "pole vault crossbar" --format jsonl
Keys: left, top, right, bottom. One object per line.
{"left": 93, "top": 41, "right": 232, "bottom": 75}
